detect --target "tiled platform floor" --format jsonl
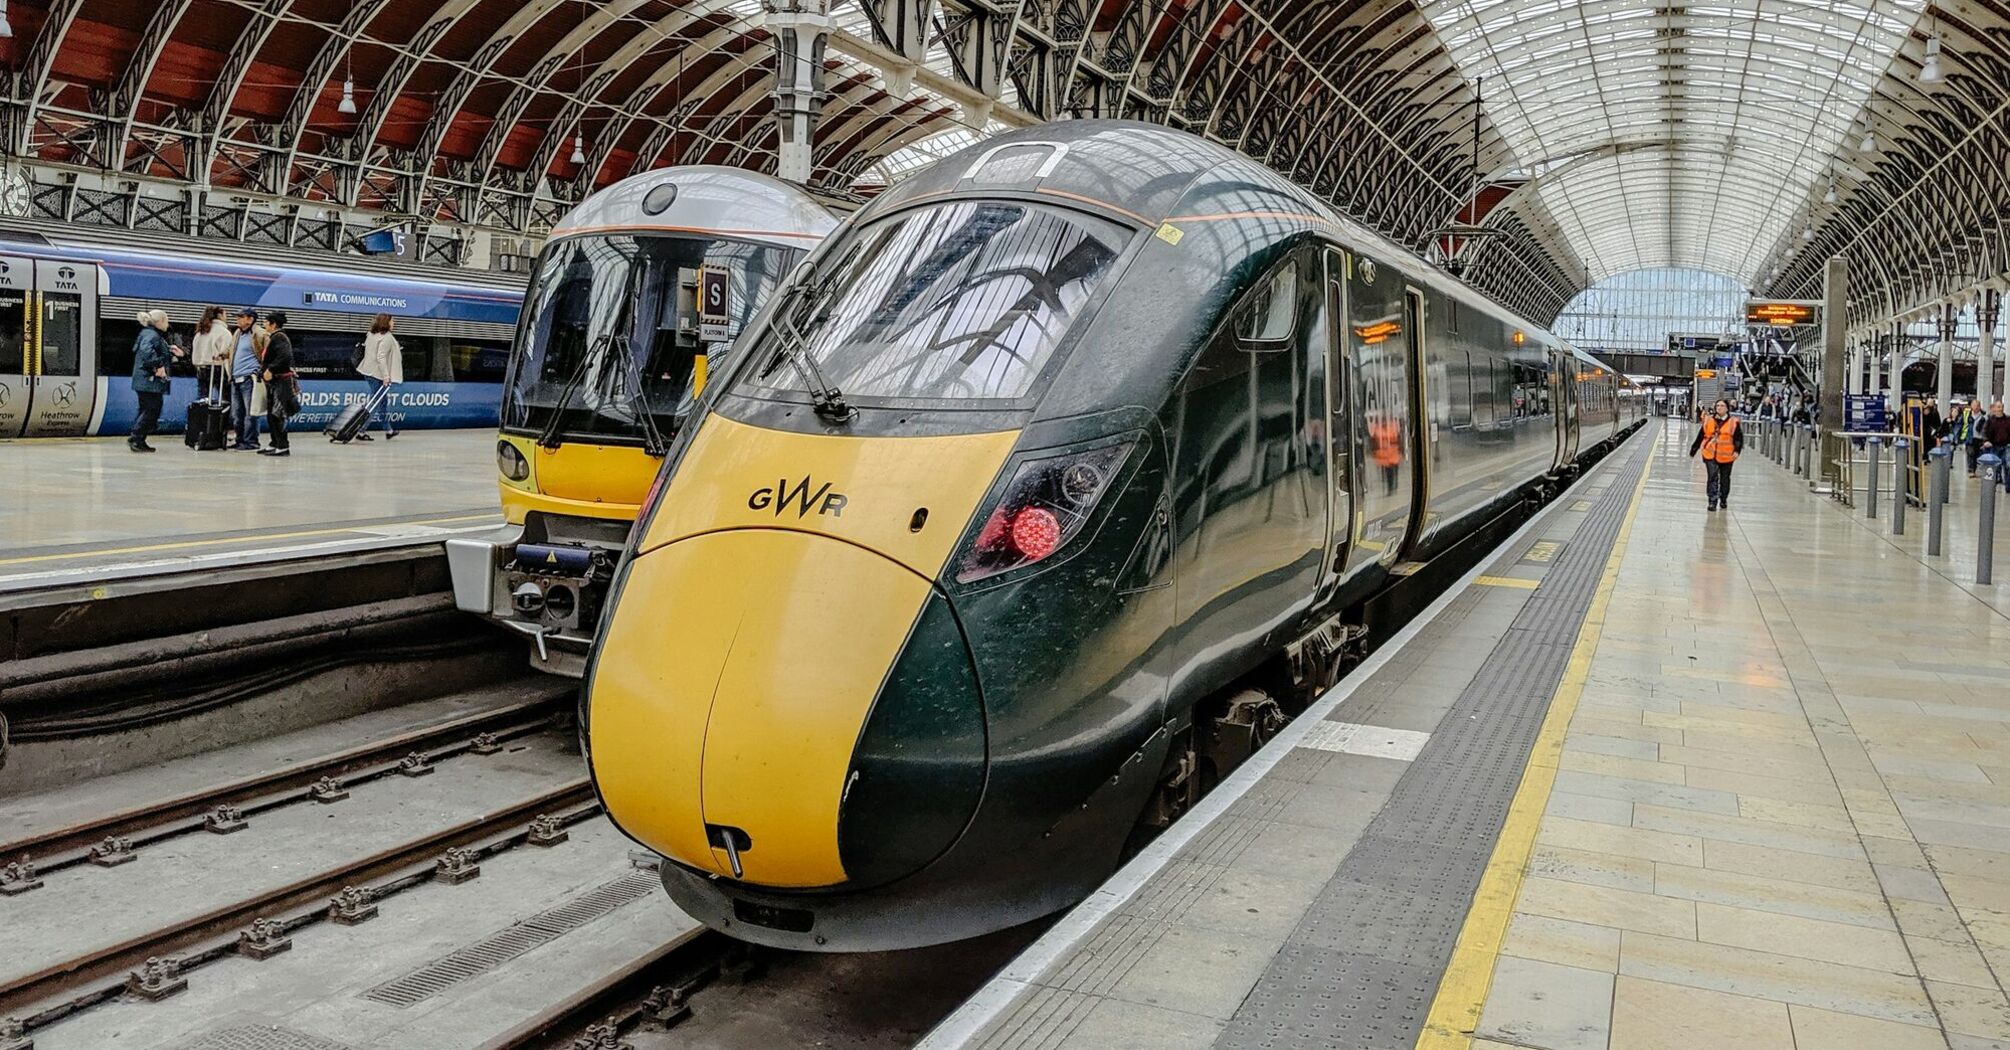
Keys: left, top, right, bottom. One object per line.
{"left": 0, "top": 430, "right": 502, "bottom": 589}
{"left": 1472, "top": 420, "right": 2010, "bottom": 1050}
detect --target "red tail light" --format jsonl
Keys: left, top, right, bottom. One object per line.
{"left": 957, "top": 440, "right": 1134, "bottom": 583}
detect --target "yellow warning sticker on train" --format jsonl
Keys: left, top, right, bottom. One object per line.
{"left": 1155, "top": 222, "right": 1184, "bottom": 245}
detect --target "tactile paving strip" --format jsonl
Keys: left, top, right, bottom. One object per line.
{"left": 1215, "top": 438, "right": 1652, "bottom": 1050}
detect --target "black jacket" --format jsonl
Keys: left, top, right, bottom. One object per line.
{"left": 1983, "top": 414, "right": 2010, "bottom": 447}
{"left": 262, "top": 329, "right": 295, "bottom": 375}
{"left": 1924, "top": 407, "right": 1944, "bottom": 439}
{"left": 1689, "top": 415, "right": 1744, "bottom": 457}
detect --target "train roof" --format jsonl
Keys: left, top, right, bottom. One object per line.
{"left": 0, "top": 233, "right": 523, "bottom": 326}
{"left": 864, "top": 120, "right": 1622, "bottom": 379}
{"left": 552, "top": 165, "right": 837, "bottom": 248}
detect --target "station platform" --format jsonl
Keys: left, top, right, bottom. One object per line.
{"left": 927, "top": 418, "right": 2010, "bottom": 1050}
{"left": 0, "top": 431, "right": 504, "bottom": 593}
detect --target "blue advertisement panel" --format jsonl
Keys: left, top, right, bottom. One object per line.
{"left": 97, "top": 378, "right": 502, "bottom": 437}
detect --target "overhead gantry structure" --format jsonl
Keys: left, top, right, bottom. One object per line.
{"left": 0, "top": 0, "right": 2005, "bottom": 345}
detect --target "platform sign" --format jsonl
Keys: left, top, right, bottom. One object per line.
{"left": 1746, "top": 299, "right": 1819, "bottom": 326}
{"left": 1846, "top": 394, "right": 1888, "bottom": 433}
{"left": 698, "top": 266, "right": 731, "bottom": 342}
{"left": 1695, "top": 368, "right": 1724, "bottom": 410}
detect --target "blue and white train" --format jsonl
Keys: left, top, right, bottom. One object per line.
{"left": 0, "top": 231, "right": 524, "bottom": 438}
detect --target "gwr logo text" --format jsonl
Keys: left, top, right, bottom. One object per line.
{"left": 749, "top": 477, "right": 848, "bottom": 518}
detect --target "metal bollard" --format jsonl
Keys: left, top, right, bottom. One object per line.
{"left": 1893, "top": 437, "right": 1909, "bottom": 535}
{"left": 1937, "top": 438, "right": 1951, "bottom": 504}
{"left": 1980, "top": 453, "right": 1999, "bottom": 585}
{"left": 1929, "top": 446, "right": 1951, "bottom": 556}
{"left": 1866, "top": 436, "right": 1881, "bottom": 519}
{"left": 1775, "top": 421, "right": 1786, "bottom": 465}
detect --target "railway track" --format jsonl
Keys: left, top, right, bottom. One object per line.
{"left": 480, "top": 925, "right": 729, "bottom": 1050}
{"left": 0, "top": 692, "right": 568, "bottom": 886}
{"left": 0, "top": 775, "right": 598, "bottom": 1035}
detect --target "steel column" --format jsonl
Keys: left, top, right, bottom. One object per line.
{"left": 767, "top": 0, "right": 833, "bottom": 184}
{"left": 1939, "top": 303, "right": 1958, "bottom": 409}
{"left": 1981, "top": 291, "right": 2002, "bottom": 408}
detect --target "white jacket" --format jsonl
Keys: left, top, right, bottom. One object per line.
{"left": 191, "top": 320, "right": 233, "bottom": 368}
{"left": 359, "top": 331, "right": 403, "bottom": 383}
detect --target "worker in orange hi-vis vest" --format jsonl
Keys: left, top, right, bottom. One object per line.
{"left": 1370, "top": 415, "right": 1402, "bottom": 494}
{"left": 1688, "top": 397, "right": 1743, "bottom": 513}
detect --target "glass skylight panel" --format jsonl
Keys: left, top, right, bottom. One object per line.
{"left": 1418, "top": 0, "right": 1925, "bottom": 282}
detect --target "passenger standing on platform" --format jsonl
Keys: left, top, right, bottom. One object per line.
{"left": 257, "top": 311, "right": 297, "bottom": 458}
{"left": 1689, "top": 398, "right": 1742, "bottom": 513}
{"left": 190, "top": 306, "right": 231, "bottom": 403}
{"left": 229, "top": 308, "right": 262, "bottom": 450}
{"left": 1951, "top": 400, "right": 1982, "bottom": 475}
{"left": 356, "top": 313, "right": 402, "bottom": 440}
{"left": 1924, "top": 397, "right": 1944, "bottom": 447}
{"left": 1983, "top": 402, "right": 2010, "bottom": 486}
{"left": 127, "top": 310, "right": 184, "bottom": 453}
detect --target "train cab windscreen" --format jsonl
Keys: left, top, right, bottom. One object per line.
{"left": 741, "top": 199, "right": 1130, "bottom": 406}
{"left": 505, "top": 234, "right": 803, "bottom": 445}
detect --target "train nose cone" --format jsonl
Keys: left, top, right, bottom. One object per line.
{"left": 587, "top": 528, "right": 983, "bottom": 889}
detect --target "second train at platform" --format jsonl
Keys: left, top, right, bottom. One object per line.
{"left": 583, "top": 121, "right": 1648, "bottom": 951}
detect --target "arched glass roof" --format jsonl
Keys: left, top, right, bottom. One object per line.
{"left": 1418, "top": 0, "right": 1928, "bottom": 285}
{"left": 1553, "top": 268, "right": 1747, "bottom": 353}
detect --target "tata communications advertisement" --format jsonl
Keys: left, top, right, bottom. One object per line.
{"left": 98, "top": 378, "right": 502, "bottom": 436}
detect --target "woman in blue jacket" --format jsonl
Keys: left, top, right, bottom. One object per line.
{"left": 128, "top": 310, "right": 182, "bottom": 452}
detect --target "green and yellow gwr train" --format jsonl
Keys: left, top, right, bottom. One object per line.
{"left": 582, "top": 121, "right": 1645, "bottom": 950}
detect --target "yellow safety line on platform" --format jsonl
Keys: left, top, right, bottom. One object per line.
{"left": 1414, "top": 450, "right": 1654, "bottom": 1050}
{"left": 1472, "top": 575, "right": 1540, "bottom": 590}
{"left": 0, "top": 513, "right": 500, "bottom": 566}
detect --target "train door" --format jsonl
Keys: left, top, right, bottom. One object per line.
{"left": 23, "top": 259, "right": 97, "bottom": 436}
{"left": 1314, "top": 248, "right": 1355, "bottom": 595}
{"left": 1552, "top": 349, "right": 1579, "bottom": 467}
{"left": 1401, "top": 287, "right": 1432, "bottom": 547}
{"left": 1346, "top": 251, "right": 1413, "bottom": 566}
{"left": 0, "top": 256, "right": 31, "bottom": 438}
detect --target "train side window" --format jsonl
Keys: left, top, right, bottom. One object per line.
{"left": 1235, "top": 259, "right": 1298, "bottom": 346}
{"left": 1463, "top": 352, "right": 1479, "bottom": 424}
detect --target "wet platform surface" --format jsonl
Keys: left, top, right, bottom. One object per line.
{"left": 928, "top": 417, "right": 2010, "bottom": 1050}
{"left": 0, "top": 431, "right": 502, "bottom": 591}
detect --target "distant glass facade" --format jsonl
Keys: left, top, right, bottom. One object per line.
{"left": 1551, "top": 268, "right": 1746, "bottom": 354}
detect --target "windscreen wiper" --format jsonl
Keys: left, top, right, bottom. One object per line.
{"left": 536, "top": 333, "right": 606, "bottom": 449}
{"left": 602, "top": 334, "right": 668, "bottom": 457}
{"left": 759, "top": 278, "right": 856, "bottom": 425}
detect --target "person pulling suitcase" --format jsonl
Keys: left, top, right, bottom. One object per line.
{"left": 353, "top": 313, "right": 403, "bottom": 440}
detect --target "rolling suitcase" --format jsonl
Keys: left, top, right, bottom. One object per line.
{"left": 326, "top": 383, "right": 388, "bottom": 444}
{"left": 184, "top": 366, "right": 229, "bottom": 450}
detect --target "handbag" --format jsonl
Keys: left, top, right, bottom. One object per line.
{"left": 249, "top": 377, "right": 268, "bottom": 416}
{"left": 273, "top": 375, "right": 301, "bottom": 419}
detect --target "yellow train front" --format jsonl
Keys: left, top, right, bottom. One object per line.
{"left": 585, "top": 122, "right": 1645, "bottom": 950}
{"left": 447, "top": 167, "right": 833, "bottom": 676}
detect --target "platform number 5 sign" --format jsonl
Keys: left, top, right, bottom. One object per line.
{"left": 699, "top": 266, "right": 730, "bottom": 341}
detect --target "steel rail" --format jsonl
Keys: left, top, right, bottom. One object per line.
{"left": 478, "top": 927, "right": 725, "bottom": 1050}
{"left": 0, "top": 779, "right": 595, "bottom": 1019}
{"left": 0, "top": 692, "right": 569, "bottom": 874}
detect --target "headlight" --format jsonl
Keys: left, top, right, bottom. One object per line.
{"left": 956, "top": 439, "right": 1134, "bottom": 583}
{"left": 497, "top": 440, "right": 530, "bottom": 481}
